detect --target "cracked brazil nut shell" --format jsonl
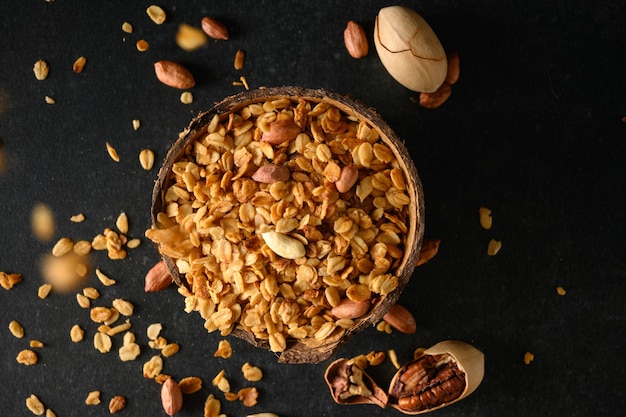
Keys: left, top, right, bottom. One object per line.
{"left": 388, "top": 340, "right": 484, "bottom": 414}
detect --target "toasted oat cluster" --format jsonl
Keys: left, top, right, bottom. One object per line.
{"left": 146, "top": 98, "right": 411, "bottom": 352}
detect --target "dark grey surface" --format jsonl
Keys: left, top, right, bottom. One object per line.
{"left": 1, "top": 1, "right": 625, "bottom": 416}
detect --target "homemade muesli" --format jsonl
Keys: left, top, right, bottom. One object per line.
{"left": 147, "top": 93, "right": 417, "bottom": 356}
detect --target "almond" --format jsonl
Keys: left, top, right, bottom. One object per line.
{"left": 201, "top": 16, "right": 229, "bottom": 40}
{"left": 260, "top": 118, "right": 301, "bottom": 145}
{"left": 419, "top": 83, "right": 452, "bottom": 109}
{"left": 330, "top": 298, "right": 370, "bottom": 319}
{"left": 344, "top": 20, "right": 369, "bottom": 59}
{"left": 251, "top": 164, "right": 290, "bottom": 183}
{"left": 335, "top": 165, "right": 358, "bottom": 193}
{"left": 154, "top": 61, "right": 196, "bottom": 89}
{"left": 161, "top": 378, "right": 183, "bottom": 416}
{"left": 383, "top": 303, "right": 416, "bottom": 334}
{"left": 145, "top": 260, "right": 173, "bottom": 292}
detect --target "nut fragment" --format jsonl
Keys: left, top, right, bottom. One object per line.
{"left": 487, "top": 238, "right": 502, "bottom": 256}
{"left": 33, "top": 60, "right": 49, "bottom": 80}
{"left": 180, "top": 91, "right": 193, "bottom": 104}
{"left": 9, "top": 320, "right": 25, "bottom": 338}
{"left": 116, "top": 212, "right": 129, "bottom": 234}
{"left": 146, "top": 5, "right": 166, "bottom": 24}
{"left": 96, "top": 268, "right": 116, "bottom": 286}
{"left": 344, "top": 21, "right": 368, "bottom": 58}
{"left": 139, "top": 148, "right": 155, "bottom": 170}
{"left": 109, "top": 396, "right": 126, "bottom": 414}
{"left": 106, "top": 142, "right": 120, "bottom": 162}
{"left": 419, "top": 83, "right": 452, "bottom": 109}
{"left": 136, "top": 39, "right": 150, "bottom": 52}
{"left": 161, "top": 378, "right": 183, "bottom": 416}
{"left": 121, "top": 21, "right": 133, "bottom": 33}
{"left": 38, "top": 283, "right": 52, "bottom": 299}
{"left": 234, "top": 49, "right": 245, "bottom": 70}
{"left": 523, "top": 351, "right": 534, "bottom": 365}
{"left": 72, "top": 56, "right": 87, "bottom": 73}
{"left": 154, "top": 61, "right": 196, "bottom": 89}
{"left": 70, "top": 324, "right": 84, "bottom": 342}
{"left": 478, "top": 207, "right": 492, "bottom": 230}
{"left": 214, "top": 339, "right": 232, "bottom": 358}
{"left": 201, "top": 16, "right": 229, "bottom": 40}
